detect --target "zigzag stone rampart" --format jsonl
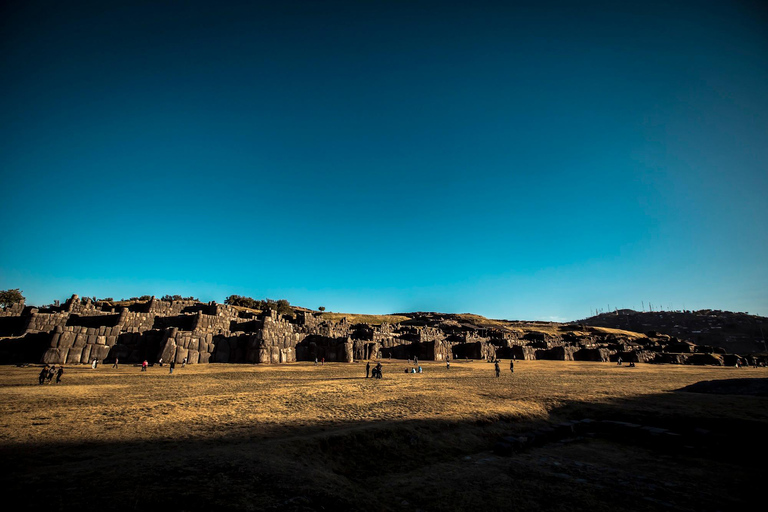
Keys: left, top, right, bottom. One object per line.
{"left": 1, "top": 296, "right": 764, "bottom": 366}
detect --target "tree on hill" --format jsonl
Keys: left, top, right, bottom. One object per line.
{"left": 0, "top": 289, "right": 24, "bottom": 308}
{"left": 224, "top": 295, "right": 294, "bottom": 315}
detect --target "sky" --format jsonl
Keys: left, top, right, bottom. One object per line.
{"left": 1, "top": 0, "right": 767, "bottom": 321}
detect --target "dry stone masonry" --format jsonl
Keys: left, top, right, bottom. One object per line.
{"left": 0, "top": 297, "right": 764, "bottom": 366}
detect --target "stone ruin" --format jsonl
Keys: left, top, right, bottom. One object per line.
{"left": 0, "top": 297, "right": 762, "bottom": 366}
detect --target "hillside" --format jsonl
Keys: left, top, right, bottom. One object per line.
{"left": 581, "top": 309, "right": 768, "bottom": 355}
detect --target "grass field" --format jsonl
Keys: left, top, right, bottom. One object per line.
{"left": 1, "top": 361, "right": 766, "bottom": 511}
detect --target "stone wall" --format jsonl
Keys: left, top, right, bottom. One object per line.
{"left": 3, "top": 295, "right": 760, "bottom": 366}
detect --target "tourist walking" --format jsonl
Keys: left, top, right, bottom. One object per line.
{"left": 366, "top": 361, "right": 370, "bottom": 378}
{"left": 314, "top": 357, "right": 318, "bottom": 366}
{"left": 46, "top": 365, "right": 55, "bottom": 383}
{"left": 495, "top": 360, "right": 500, "bottom": 378}
{"left": 182, "top": 356, "right": 187, "bottom": 368}
{"left": 510, "top": 360, "right": 514, "bottom": 373}
{"left": 112, "top": 358, "right": 119, "bottom": 369}
{"left": 56, "top": 366, "right": 64, "bottom": 384}
{"left": 169, "top": 360, "right": 175, "bottom": 374}
{"left": 38, "top": 366, "right": 48, "bottom": 385}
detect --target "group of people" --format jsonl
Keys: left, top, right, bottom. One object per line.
{"left": 405, "top": 366, "right": 423, "bottom": 374}
{"left": 38, "top": 364, "right": 63, "bottom": 384}
{"left": 494, "top": 359, "right": 515, "bottom": 377}
{"left": 365, "top": 361, "right": 383, "bottom": 378}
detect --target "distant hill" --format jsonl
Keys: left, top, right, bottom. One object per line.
{"left": 580, "top": 309, "right": 768, "bottom": 355}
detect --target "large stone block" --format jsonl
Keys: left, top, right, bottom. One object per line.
{"left": 188, "top": 338, "right": 199, "bottom": 352}
{"left": 43, "top": 348, "right": 68, "bottom": 365}
{"left": 187, "top": 349, "right": 199, "bottom": 364}
{"left": 96, "top": 336, "right": 107, "bottom": 345}
{"left": 91, "top": 344, "right": 111, "bottom": 361}
{"left": 66, "top": 347, "right": 84, "bottom": 364}
{"left": 175, "top": 347, "right": 188, "bottom": 364}
{"left": 49, "top": 333, "right": 61, "bottom": 348}
{"left": 81, "top": 344, "right": 92, "bottom": 362}
{"left": 159, "top": 339, "right": 177, "bottom": 364}
{"left": 199, "top": 352, "right": 211, "bottom": 363}
{"left": 73, "top": 334, "right": 88, "bottom": 348}
{"left": 58, "top": 332, "right": 76, "bottom": 349}
{"left": 106, "top": 336, "right": 117, "bottom": 346}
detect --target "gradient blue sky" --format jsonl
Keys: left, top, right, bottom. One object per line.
{"left": 1, "top": 1, "right": 766, "bottom": 320}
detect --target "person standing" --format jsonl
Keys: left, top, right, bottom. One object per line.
{"left": 112, "top": 358, "right": 119, "bottom": 369}
{"left": 495, "top": 360, "right": 500, "bottom": 378}
{"left": 314, "top": 357, "right": 318, "bottom": 366}
{"left": 141, "top": 360, "right": 148, "bottom": 372}
{"left": 182, "top": 356, "right": 187, "bottom": 368}
{"left": 321, "top": 357, "right": 324, "bottom": 366}
{"left": 91, "top": 359, "right": 97, "bottom": 369}
{"left": 169, "top": 360, "right": 175, "bottom": 374}
{"left": 56, "top": 366, "right": 64, "bottom": 384}
{"left": 365, "top": 361, "right": 370, "bottom": 378}
{"left": 510, "top": 360, "right": 514, "bottom": 373}
{"left": 39, "top": 366, "right": 48, "bottom": 385}
{"left": 46, "top": 365, "right": 55, "bottom": 384}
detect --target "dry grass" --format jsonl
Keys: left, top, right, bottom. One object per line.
{"left": 319, "top": 312, "right": 411, "bottom": 325}
{"left": 2, "top": 361, "right": 766, "bottom": 445}
{"left": 2, "top": 361, "right": 766, "bottom": 511}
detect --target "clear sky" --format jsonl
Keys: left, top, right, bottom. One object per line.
{"left": 1, "top": 0, "right": 766, "bottom": 321}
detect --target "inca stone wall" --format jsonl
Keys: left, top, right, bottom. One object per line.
{"left": 1, "top": 296, "right": 763, "bottom": 366}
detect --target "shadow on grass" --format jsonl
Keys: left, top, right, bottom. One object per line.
{"left": 2, "top": 385, "right": 767, "bottom": 512}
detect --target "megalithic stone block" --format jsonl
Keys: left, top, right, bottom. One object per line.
{"left": 175, "top": 347, "right": 188, "bottom": 364}
{"left": 43, "top": 348, "right": 68, "bottom": 365}
{"left": 80, "top": 344, "right": 92, "bottom": 363}
{"left": 91, "top": 344, "right": 110, "bottom": 361}
{"left": 66, "top": 347, "right": 83, "bottom": 364}
{"left": 159, "top": 338, "right": 177, "bottom": 364}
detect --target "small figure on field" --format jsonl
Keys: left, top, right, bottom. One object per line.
{"left": 158, "top": 358, "right": 163, "bottom": 366}
{"left": 418, "top": 366, "right": 422, "bottom": 373}
{"left": 112, "top": 358, "right": 119, "bottom": 369}
{"left": 38, "top": 366, "right": 48, "bottom": 385}
{"left": 366, "top": 361, "right": 370, "bottom": 378}
{"left": 373, "top": 362, "right": 382, "bottom": 379}
{"left": 495, "top": 360, "right": 500, "bottom": 378}
{"left": 616, "top": 356, "right": 622, "bottom": 366}
{"left": 182, "top": 357, "right": 187, "bottom": 368}
{"left": 91, "top": 359, "right": 98, "bottom": 369}
{"left": 414, "top": 356, "right": 418, "bottom": 365}
{"left": 314, "top": 357, "right": 318, "bottom": 366}
{"left": 510, "top": 360, "right": 514, "bottom": 373}
{"left": 141, "top": 360, "right": 148, "bottom": 372}
{"left": 321, "top": 357, "right": 325, "bottom": 366}
{"left": 169, "top": 360, "right": 175, "bottom": 374}
{"left": 628, "top": 361, "right": 636, "bottom": 367}
{"left": 46, "top": 365, "right": 55, "bottom": 383}
{"left": 446, "top": 360, "right": 450, "bottom": 369}
{"left": 56, "top": 366, "right": 64, "bottom": 384}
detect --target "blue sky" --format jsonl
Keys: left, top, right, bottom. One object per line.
{"left": 1, "top": 0, "right": 766, "bottom": 320}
